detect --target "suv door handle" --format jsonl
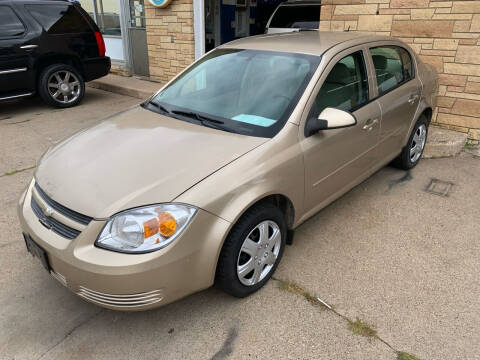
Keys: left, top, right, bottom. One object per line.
{"left": 20, "top": 44, "right": 38, "bottom": 49}
{"left": 408, "top": 94, "right": 419, "bottom": 105}
{"left": 362, "top": 118, "right": 378, "bottom": 132}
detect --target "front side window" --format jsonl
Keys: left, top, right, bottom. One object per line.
{"left": 0, "top": 6, "right": 25, "bottom": 38}
{"left": 370, "top": 46, "right": 413, "bottom": 94}
{"left": 149, "top": 49, "right": 321, "bottom": 138}
{"left": 26, "top": 4, "right": 92, "bottom": 34}
{"left": 310, "top": 51, "right": 369, "bottom": 117}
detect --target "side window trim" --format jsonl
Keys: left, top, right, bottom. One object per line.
{"left": 0, "top": 5, "right": 27, "bottom": 40}
{"left": 369, "top": 45, "right": 415, "bottom": 97}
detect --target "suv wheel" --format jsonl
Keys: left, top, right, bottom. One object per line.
{"left": 215, "top": 203, "right": 286, "bottom": 298}
{"left": 38, "top": 64, "right": 85, "bottom": 108}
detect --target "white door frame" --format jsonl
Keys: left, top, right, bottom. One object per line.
{"left": 193, "top": 0, "right": 206, "bottom": 59}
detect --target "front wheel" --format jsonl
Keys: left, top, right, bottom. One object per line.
{"left": 38, "top": 64, "right": 85, "bottom": 108}
{"left": 391, "top": 115, "right": 429, "bottom": 170}
{"left": 215, "top": 203, "right": 286, "bottom": 298}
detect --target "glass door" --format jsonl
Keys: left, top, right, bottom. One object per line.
{"left": 128, "top": 0, "right": 149, "bottom": 76}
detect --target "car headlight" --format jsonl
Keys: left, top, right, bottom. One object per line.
{"left": 95, "top": 204, "right": 197, "bottom": 253}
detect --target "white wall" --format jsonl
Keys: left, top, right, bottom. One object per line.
{"left": 104, "top": 36, "right": 125, "bottom": 61}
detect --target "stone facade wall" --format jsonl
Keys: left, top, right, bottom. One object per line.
{"left": 145, "top": 0, "right": 195, "bottom": 84}
{"left": 320, "top": 0, "right": 480, "bottom": 144}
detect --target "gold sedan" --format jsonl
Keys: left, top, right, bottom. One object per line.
{"left": 18, "top": 31, "right": 437, "bottom": 310}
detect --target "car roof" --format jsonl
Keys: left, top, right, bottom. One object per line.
{"left": 219, "top": 31, "right": 394, "bottom": 57}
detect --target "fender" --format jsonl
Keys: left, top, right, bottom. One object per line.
{"left": 175, "top": 123, "right": 305, "bottom": 275}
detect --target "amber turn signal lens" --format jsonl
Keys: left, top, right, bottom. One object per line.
{"left": 143, "top": 218, "right": 159, "bottom": 238}
{"left": 158, "top": 212, "right": 177, "bottom": 237}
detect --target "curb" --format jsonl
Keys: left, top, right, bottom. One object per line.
{"left": 87, "top": 81, "right": 154, "bottom": 100}
{"left": 423, "top": 126, "right": 468, "bottom": 159}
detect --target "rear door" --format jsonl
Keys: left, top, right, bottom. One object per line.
{"left": 0, "top": 4, "right": 36, "bottom": 98}
{"left": 368, "top": 44, "right": 421, "bottom": 162}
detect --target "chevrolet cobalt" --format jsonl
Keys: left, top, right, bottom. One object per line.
{"left": 18, "top": 31, "right": 437, "bottom": 310}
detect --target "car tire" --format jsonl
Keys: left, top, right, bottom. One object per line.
{"left": 391, "top": 115, "right": 429, "bottom": 170}
{"left": 38, "top": 64, "right": 85, "bottom": 108}
{"left": 215, "top": 202, "right": 286, "bottom": 298}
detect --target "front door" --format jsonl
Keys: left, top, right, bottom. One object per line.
{"left": 128, "top": 0, "right": 150, "bottom": 77}
{"left": 0, "top": 4, "right": 36, "bottom": 98}
{"left": 300, "top": 47, "right": 382, "bottom": 215}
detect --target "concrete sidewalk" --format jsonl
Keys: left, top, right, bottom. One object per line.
{"left": 87, "top": 74, "right": 162, "bottom": 100}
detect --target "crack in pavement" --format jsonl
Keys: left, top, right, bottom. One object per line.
{"left": 272, "top": 277, "right": 420, "bottom": 359}
{"left": 36, "top": 309, "right": 103, "bottom": 360}
{"left": 0, "top": 165, "right": 36, "bottom": 178}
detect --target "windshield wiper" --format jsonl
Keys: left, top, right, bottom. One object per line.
{"left": 170, "top": 110, "right": 225, "bottom": 124}
{"left": 170, "top": 110, "right": 236, "bottom": 133}
{"left": 145, "top": 100, "right": 171, "bottom": 115}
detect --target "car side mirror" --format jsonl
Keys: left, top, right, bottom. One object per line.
{"left": 305, "top": 107, "right": 357, "bottom": 137}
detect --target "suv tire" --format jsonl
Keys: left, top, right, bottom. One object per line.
{"left": 38, "top": 64, "right": 85, "bottom": 108}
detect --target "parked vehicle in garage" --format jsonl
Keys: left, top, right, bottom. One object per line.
{"left": 0, "top": 0, "right": 110, "bottom": 108}
{"left": 266, "top": 1, "right": 322, "bottom": 34}
{"left": 18, "top": 31, "right": 437, "bottom": 310}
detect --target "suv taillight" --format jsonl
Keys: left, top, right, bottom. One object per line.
{"left": 94, "top": 31, "right": 106, "bottom": 57}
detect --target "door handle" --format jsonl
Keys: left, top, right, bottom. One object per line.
{"left": 408, "top": 94, "right": 419, "bottom": 105}
{"left": 362, "top": 118, "right": 378, "bottom": 132}
{"left": 20, "top": 44, "right": 38, "bottom": 49}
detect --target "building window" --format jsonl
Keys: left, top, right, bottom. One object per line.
{"left": 79, "top": 0, "right": 122, "bottom": 36}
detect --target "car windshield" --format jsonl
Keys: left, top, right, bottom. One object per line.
{"left": 148, "top": 49, "right": 321, "bottom": 137}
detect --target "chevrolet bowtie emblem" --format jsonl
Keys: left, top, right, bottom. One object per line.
{"left": 44, "top": 206, "right": 54, "bottom": 217}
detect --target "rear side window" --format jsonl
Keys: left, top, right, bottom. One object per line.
{"left": 269, "top": 5, "right": 320, "bottom": 29}
{"left": 370, "top": 46, "right": 413, "bottom": 94}
{"left": 310, "top": 51, "right": 369, "bottom": 116}
{"left": 0, "top": 6, "right": 25, "bottom": 38}
{"left": 26, "top": 4, "right": 92, "bottom": 34}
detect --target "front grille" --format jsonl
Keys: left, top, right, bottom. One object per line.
{"left": 34, "top": 184, "right": 93, "bottom": 225}
{"left": 31, "top": 196, "right": 81, "bottom": 239}
{"left": 77, "top": 287, "right": 163, "bottom": 308}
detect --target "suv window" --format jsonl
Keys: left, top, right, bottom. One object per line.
{"left": 269, "top": 5, "right": 321, "bottom": 29}
{"left": 370, "top": 46, "right": 413, "bottom": 94}
{"left": 26, "top": 4, "right": 92, "bottom": 34}
{"left": 310, "top": 51, "right": 369, "bottom": 117}
{"left": 0, "top": 6, "right": 25, "bottom": 38}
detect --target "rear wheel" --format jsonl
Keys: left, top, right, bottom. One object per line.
{"left": 215, "top": 203, "right": 286, "bottom": 297}
{"left": 38, "top": 64, "right": 85, "bottom": 108}
{"left": 391, "top": 115, "right": 429, "bottom": 170}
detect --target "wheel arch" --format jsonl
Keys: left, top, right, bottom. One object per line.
{"left": 403, "top": 103, "right": 433, "bottom": 146}
{"left": 35, "top": 55, "right": 84, "bottom": 82}
{"left": 212, "top": 192, "right": 296, "bottom": 274}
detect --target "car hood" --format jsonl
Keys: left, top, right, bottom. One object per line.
{"left": 35, "top": 106, "right": 268, "bottom": 219}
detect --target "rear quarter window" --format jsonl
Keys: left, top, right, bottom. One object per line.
{"left": 26, "top": 4, "right": 92, "bottom": 34}
{"left": 0, "top": 6, "right": 25, "bottom": 38}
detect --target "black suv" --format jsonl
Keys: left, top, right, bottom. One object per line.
{"left": 0, "top": 0, "right": 110, "bottom": 108}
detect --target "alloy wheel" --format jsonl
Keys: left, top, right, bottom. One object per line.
{"left": 47, "top": 70, "right": 81, "bottom": 105}
{"left": 410, "top": 124, "right": 427, "bottom": 163}
{"left": 237, "top": 220, "right": 282, "bottom": 286}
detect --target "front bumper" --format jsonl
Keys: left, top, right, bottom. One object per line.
{"left": 17, "top": 180, "right": 231, "bottom": 311}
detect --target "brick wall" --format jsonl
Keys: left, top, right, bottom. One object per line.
{"left": 320, "top": 0, "right": 480, "bottom": 144}
{"left": 145, "top": 0, "right": 195, "bottom": 84}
